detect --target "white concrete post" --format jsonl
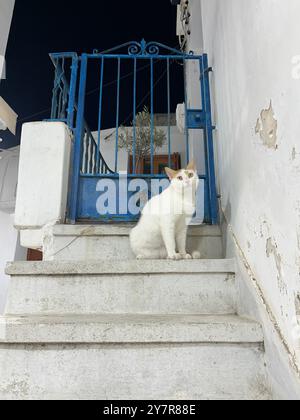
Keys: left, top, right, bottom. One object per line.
{"left": 15, "top": 122, "right": 72, "bottom": 249}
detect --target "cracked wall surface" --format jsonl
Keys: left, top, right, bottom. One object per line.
{"left": 198, "top": 0, "right": 300, "bottom": 398}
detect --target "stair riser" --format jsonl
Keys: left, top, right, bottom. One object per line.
{"left": 5, "top": 274, "right": 236, "bottom": 316}
{"left": 0, "top": 344, "right": 268, "bottom": 400}
{"left": 43, "top": 235, "right": 224, "bottom": 261}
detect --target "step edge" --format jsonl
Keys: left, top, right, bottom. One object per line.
{"left": 6, "top": 259, "right": 236, "bottom": 276}
{"left": 0, "top": 338, "right": 264, "bottom": 344}
{"left": 0, "top": 315, "right": 264, "bottom": 344}
{"left": 52, "top": 225, "right": 222, "bottom": 238}
{"left": 0, "top": 314, "right": 259, "bottom": 324}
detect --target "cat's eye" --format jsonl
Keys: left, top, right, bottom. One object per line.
{"left": 178, "top": 176, "right": 183, "bottom": 181}
{"left": 188, "top": 173, "right": 194, "bottom": 178}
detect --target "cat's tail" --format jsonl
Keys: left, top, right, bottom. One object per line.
{"left": 192, "top": 251, "right": 201, "bottom": 259}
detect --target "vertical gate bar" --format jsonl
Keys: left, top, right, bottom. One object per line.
{"left": 67, "top": 55, "right": 79, "bottom": 129}
{"left": 167, "top": 58, "right": 171, "bottom": 168}
{"left": 132, "top": 57, "right": 137, "bottom": 173}
{"left": 82, "top": 133, "right": 87, "bottom": 174}
{"left": 92, "top": 143, "right": 96, "bottom": 174}
{"left": 183, "top": 59, "right": 190, "bottom": 164}
{"left": 69, "top": 54, "right": 88, "bottom": 224}
{"left": 204, "top": 178, "right": 210, "bottom": 224}
{"left": 202, "top": 54, "right": 218, "bottom": 224}
{"left": 150, "top": 58, "right": 154, "bottom": 174}
{"left": 115, "top": 57, "right": 121, "bottom": 173}
{"left": 57, "top": 58, "right": 64, "bottom": 119}
{"left": 200, "top": 57, "right": 210, "bottom": 223}
{"left": 96, "top": 56, "right": 105, "bottom": 173}
{"left": 88, "top": 136, "right": 91, "bottom": 174}
{"left": 58, "top": 86, "right": 63, "bottom": 119}
{"left": 61, "top": 58, "right": 67, "bottom": 119}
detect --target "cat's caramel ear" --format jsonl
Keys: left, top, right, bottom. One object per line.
{"left": 165, "top": 167, "right": 177, "bottom": 180}
{"left": 187, "top": 160, "right": 197, "bottom": 171}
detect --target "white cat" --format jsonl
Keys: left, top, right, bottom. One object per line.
{"left": 130, "top": 161, "right": 201, "bottom": 260}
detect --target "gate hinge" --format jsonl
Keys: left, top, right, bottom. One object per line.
{"left": 203, "top": 66, "right": 213, "bottom": 74}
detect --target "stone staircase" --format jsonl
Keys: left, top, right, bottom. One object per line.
{"left": 0, "top": 225, "right": 271, "bottom": 400}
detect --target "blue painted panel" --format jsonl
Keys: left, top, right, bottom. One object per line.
{"left": 78, "top": 176, "right": 159, "bottom": 222}
{"left": 77, "top": 175, "right": 210, "bottom": 223}
{"left": 186, "top": 109, "right": 206, "bottom": 129}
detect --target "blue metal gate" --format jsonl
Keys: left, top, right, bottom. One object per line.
{"left": 49, "top": 40, "right": 218, "bottom": 224}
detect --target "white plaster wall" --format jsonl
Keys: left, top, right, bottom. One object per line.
{"left": 0, "top": 147, "right": 19, "bottom": 212}
{"left": 196, "top": 0, "right": 300, "bottom": 397}
{"left": 187, "top": 0, "right": 204, "bottom": 55}
{"left": 0, "top": 147, "right": 26, "bottom": 314}
{"left": 185, "top": 61, "right": 206, "bottom": 174}
{"left": 0, "top": 0, "right": 23, "bottom": 314}
{"left": 183, "top": 0, "right": 211, "bottom": 176}
{"left": 93, "top": 129, "right": 128, "bottom": 173}
{"left": 0, "top": 0, "right": 15, "bottom": 80}
{"left": 0, "top": 211, "right": 26, "bottom": 314}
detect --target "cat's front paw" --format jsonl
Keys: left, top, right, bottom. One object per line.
{"left": 168, "top": 253, "right": 182, "bottom": 260}
{"left": 181, "top": 253, "right": 192, "bottom": 260}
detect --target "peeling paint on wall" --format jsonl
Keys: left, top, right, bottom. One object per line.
{"left": 255, "top": 102, "right": 278, "bottom": 149}
{"left": 293, "top": 295, "right": 300, "bottom": 343}
{"left": 266, "top": 237, "right": 287, "bottom": 295}
{"left": 295, "top": 294, "right": 300, "bottom": 316}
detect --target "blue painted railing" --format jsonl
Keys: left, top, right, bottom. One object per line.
{"left": 49, "top": 52, "right": 113, "bottom": 177}
{"left": 49, "top": 40, "right": 218, "bottom": 225}
{"left": 49, "top": 53, "right": 78, "bottom": 129}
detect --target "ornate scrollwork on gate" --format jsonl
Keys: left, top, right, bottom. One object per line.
{"left": 93, "top": 39, "right": 194, "bottom": 57}
{"left": 129, "top": 39, "right": 160, "bottom": 56}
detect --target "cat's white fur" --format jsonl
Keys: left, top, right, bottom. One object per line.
{"left": 130, "top": 161, "right": 201, "bottom": 260}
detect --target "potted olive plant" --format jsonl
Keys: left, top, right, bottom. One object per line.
{"left": 118, "top": 107, "right": 166, "bottom": 174}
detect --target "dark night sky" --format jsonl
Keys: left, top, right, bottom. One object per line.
{"left": 0, "top": 0, "right": 180, "bottom": 149}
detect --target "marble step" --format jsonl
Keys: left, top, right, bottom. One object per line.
{"left": 5, "top": 259, "right": 236, "bottom": 316}
{"left": 43, "top": 224, "right": 224, "bottom": 261}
